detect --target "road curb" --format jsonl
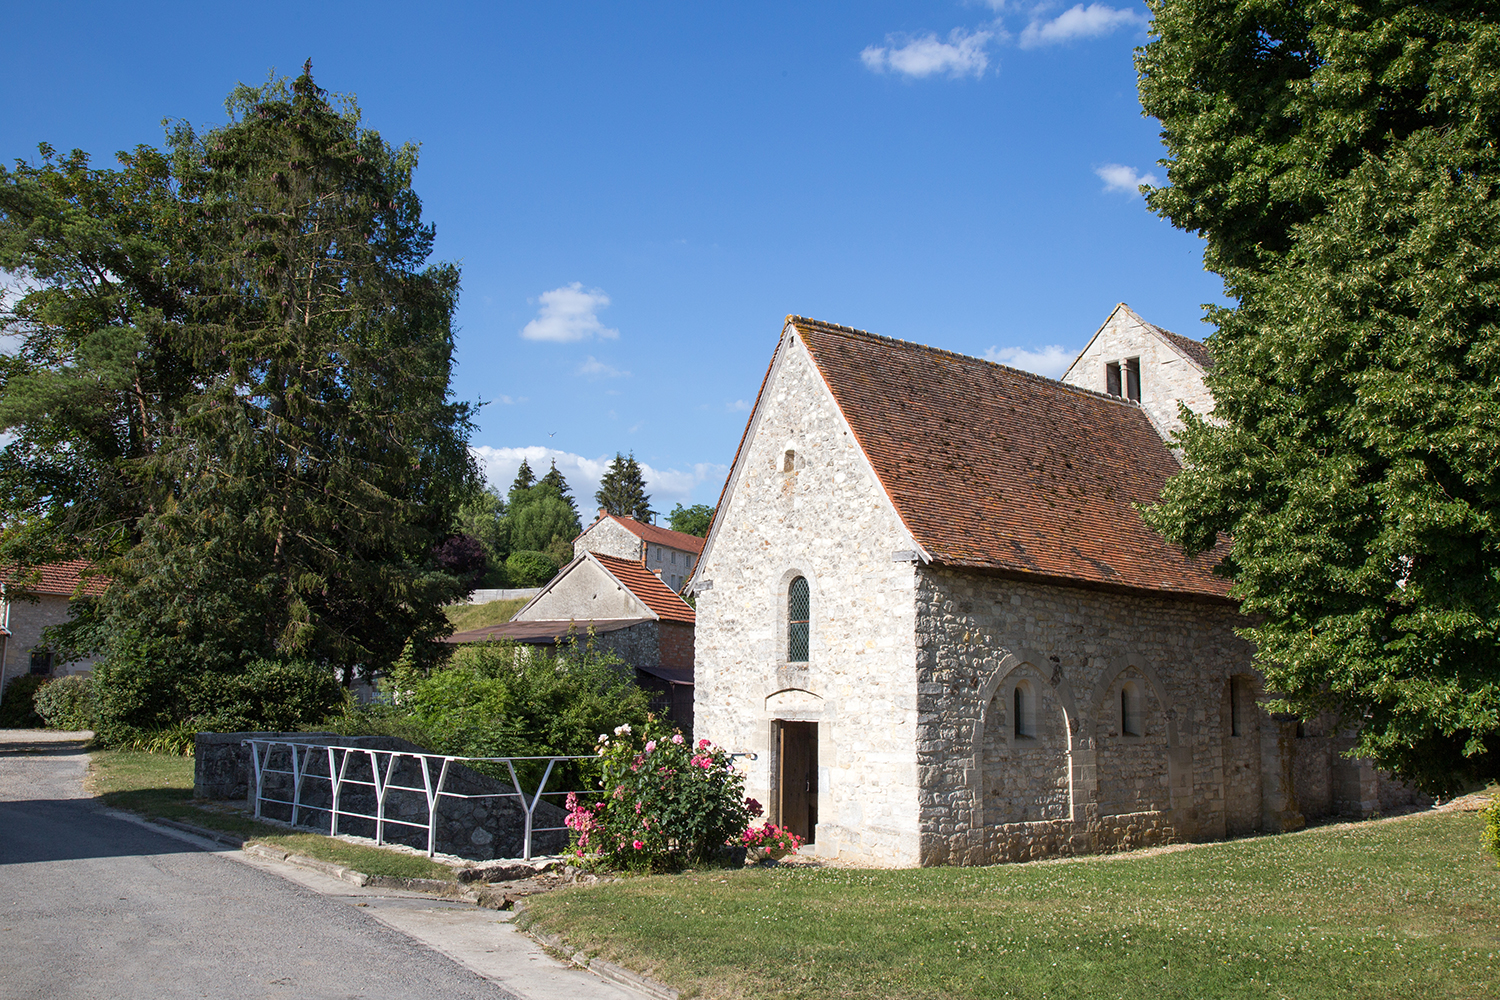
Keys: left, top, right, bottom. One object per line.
{"left": 242, "top": 842, "right": 371, "bottom": 886}
{"left": 524, "top": 914, "right": 679, "bottom": 1000}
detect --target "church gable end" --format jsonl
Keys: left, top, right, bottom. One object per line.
{"left": 693, "top": 321, "right": 924, "bottom": 866}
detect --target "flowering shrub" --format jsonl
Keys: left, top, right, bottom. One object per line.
{"left": 741, "top": 821, "right": 803, "bottom": 861}
{"left": 565, "top": 722, "right": 758, "bottom": 871}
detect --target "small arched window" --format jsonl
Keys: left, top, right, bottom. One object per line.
{"left": 1121, "top": 682, "right": 1141, "bottom": 737}
{"left": 787, "top": 576, "right": 810, "bottom": 662}
{"left": 1013, "top": 682, "right": 1034, "bottom": 738}
{"left": 1230, "top": 676, "right": 1252, "bottom": 737}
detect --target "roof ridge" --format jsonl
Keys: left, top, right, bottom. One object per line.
{"left": 787, "top": 315, "right": 1143, "bottom": 410}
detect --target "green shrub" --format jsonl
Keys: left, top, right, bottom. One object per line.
{"left": 0, "top": 675, "right": 48, "bottom": 728}
{"left": 93, "top": 639, "right": 345, "bottom": 746}
{"left": 333, "top": 634, "right": 651, "bottom": 791}
{"left": 191, "top": 658, "right": 346, "bottom": 733}
{"left": 1483, "top": 800, "right": 1500, "bottom": 868}
{"left": 34, "top": 674, "right": 97, "bottom": 731}
{"left": 505, "top": 550, "right": 559, "bottom": 587}
{"left": 565, "top": 720, "right": 755, "bottom": 872}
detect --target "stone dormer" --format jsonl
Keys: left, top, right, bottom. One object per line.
{"left": 1059, "top": 303, "right": 1213, "bottom": 442}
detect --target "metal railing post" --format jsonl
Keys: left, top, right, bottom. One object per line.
{"left": 247, "top": 740, "right": 266, "bottom": 820}
{"left": 289, "top": 743, "right": 306, "bottom": 828}
{"left": 424, "top": 758, "right": 452, "bottom": 857}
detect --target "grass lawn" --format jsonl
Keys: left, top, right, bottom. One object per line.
{"left": 87, "top": 749, "right": 456, "bottom": 881}
{"left": 443, "top": 597, "right": 528, "bottom": 633}
{"left": 522, "top": 807, "right": 1500, "bottom": 1000}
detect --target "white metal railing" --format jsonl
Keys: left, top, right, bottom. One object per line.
{"left": 242, "top": 739, "right": 598, "bottom": 860}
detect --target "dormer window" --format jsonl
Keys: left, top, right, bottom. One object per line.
{"left": 1105, "top": 358, "right": 1141, "bottom": 402}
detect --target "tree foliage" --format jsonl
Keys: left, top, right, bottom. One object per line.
{"left": 0, "top": 66, "right": 476, "bottom": 716}
{"left": 1138, "top": 1, "right": 1500, "bottom": 791}
{"left": 595, "top": 452, "right": 654, "bottom": 523}
{"left": 668, "top": 503, "right": 715, "bottom": 538}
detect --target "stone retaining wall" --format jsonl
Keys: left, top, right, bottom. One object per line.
{"left": 195, "top": 732, "right": 569, "bottom": 860}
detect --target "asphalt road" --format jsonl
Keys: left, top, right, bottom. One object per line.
{"left": 0, "top": 730, "right": 553, "bottom": 1000}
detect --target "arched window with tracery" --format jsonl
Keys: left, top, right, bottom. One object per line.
{"left": 787, "top": 576, "right": 809, "bottom": 662}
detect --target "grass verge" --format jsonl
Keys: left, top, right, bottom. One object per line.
{"left": 443, "top": 597, "right": 527, "bottom": 633}
{"left": 88, "top": 749, "right": 456, "bottom": 881}
{"left": 522, "top": 807, "right": 1500, "bottom": 1000}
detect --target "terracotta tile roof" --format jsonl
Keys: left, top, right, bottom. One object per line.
{"left": 1150, "top": 324, "right": 1214, "bottom": 370}
{"left": 790, "top": 317, "right": 1232, "bottom": 599}
{"left": 593, "top": 553, "right": 698, "bottom": 624}
{"left": 602, "top": 515, "right": 706, "bottom": 556}
{"left": 444, "top": 617, "right": 654, "bottom": 644}
{"left": 2, "top": 560, "right": 109, "bottom": 598}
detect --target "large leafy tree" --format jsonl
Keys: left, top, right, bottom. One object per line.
{"left": 595, "top": 452, "right": 655, "bottom": 523}
{"left": 1137, "top": 1, "right": 1500, "bottom": 791}
{"left": 668, "top": 503, "right": 714, "bottom": 538}
{"left": 0, "top": 66, "right": 476, "bottom": 700}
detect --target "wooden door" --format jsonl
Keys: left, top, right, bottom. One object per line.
{"left": 778, "top": 721, "right": 818, "bottom": 845}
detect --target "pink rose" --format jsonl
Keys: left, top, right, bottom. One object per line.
{"left": 672, "top": 734, "right": 684, "bottom": 744}
{"left": 633, "top": 840, "right": 644, "bottom": 850}
{"left": 698, "top": 738, "right": 711, "bottom": 749}
{"left": 645, "top": 740, "right": 657, "bottom": 752}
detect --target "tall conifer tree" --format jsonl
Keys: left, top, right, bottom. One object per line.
{"left": 594, "top": 452, "right": 654, "bottom": 523}
{"left": 0, "top": 66, "right": 475, "bottom": 715}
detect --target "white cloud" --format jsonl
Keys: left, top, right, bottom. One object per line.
{"left": 861, "top": 28, "right": 993, "bottom": 79}
{"left": 470, "top": 446, "right": 729, "bottom": 513}
{"left": 520, "top": 283, "right": 619, "bottom": 343}
{"left": 1095, "top": 162, "right": 1158, "bottom": 195}
{"left": 577, "top": 356, "right": 630, "bottom": 379}
{"left": 484, "top": 394, "right": 525, "bottom": 406}
{"left": 727, "top": 399, "right": 751, "bottom": 412}
{"left": 984, "top": 344, "right": 1075, "bottom": 378}
{"left": 1019, "top": 4, "right": 1145, "bottom": 48}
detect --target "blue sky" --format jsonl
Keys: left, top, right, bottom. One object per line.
{"left": 2, "top": 1, "right": 1226, "bottom": 513}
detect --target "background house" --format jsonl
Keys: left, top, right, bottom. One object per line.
{"left": 448, "top": 550, "right": 696, "bottom": 732}
{"left": 690, "top": 311, "right": 1422, "bottom": 867}
{"left": 1, "top": 561, "right": 106, "bottom": 691}
{"left": 573, "top": 511, "right": 705, "bottom": 594}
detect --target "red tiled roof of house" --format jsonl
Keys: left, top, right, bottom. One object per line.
{"left": 600, "top": 515, "right": 706, "bottom": 556}
{"left": 594, "top": 553, "right": 698, "bottom": 624}
{"left": 791, "top": 317, "right": 1232, "bottom": 599}
{"left": 2, "top": 560, "right": 109, "bottom": 598}
{"left": 1150, "top": 323, "right": 1214, "bottom": 370}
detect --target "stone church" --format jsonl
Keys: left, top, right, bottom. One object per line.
{"left": 689, "top": 306, "right": 1423, "bottom": 867}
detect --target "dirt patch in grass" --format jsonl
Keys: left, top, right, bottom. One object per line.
{"left": 87, "top": 749, "right": 455, "bottom": 882}
{"left": 522, "top": 805, "right": 1500, "bottom": 1000}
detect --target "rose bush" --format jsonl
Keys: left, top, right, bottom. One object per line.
{"left": 741, "top": 821, "right": 802, "bottom": 862}
{"left": 565, "top": 721, "right": 759, "bottom": 871}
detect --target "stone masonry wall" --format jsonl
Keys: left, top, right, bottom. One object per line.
{"left": 694, "top": 329, "right": 923, "bottom": 866}
{"left": 574, "top": 518, "right": 644, "bottom": 562}
{"left": 1061, "top": 307, "right": 1213, "bottom": 440}
{"left": 913, "top": 567, "right": 1267, "bottom": 865}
